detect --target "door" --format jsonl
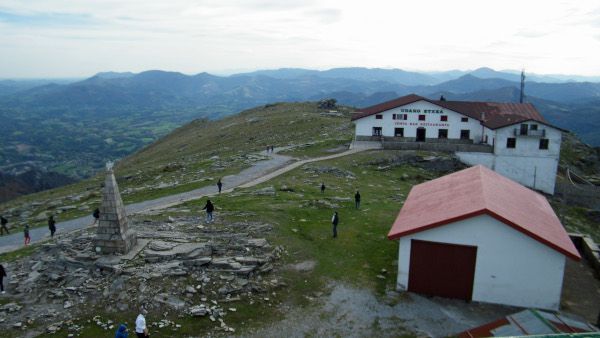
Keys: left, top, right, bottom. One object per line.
{"left": 520, "top": 124, "right": 528, "bottom": 135}
{"left": 416, "top": 128, "right": 426, "bottom": 142}
{"left": 408, "top": 239, "right": 477, "bottom": 301}
{"left": 460, "top": 129, "right": 470, "bottom": 140}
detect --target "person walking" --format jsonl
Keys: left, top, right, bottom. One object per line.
{"left": 135, "top": 307, "right": 149, "bottom": 338}
{"left": 202, "top": 199, "right": 214, "bottom": 223}
{"left": 92, "top": 208, "right": 100, "bottom": 225}
{"left": 320, "top": 183, "right": 326, "bottom": 194}
{"left": 115, "top": 323, "right": 129, "bottom": 338}
{"left": 354, "top": 190, "right": 361, "bottom": 209}
{"left": 331, "top": 211, "right": 339, "bottom": 238}
{"left": 217, "top": 179, "right": 223, "bottom": 194}
{"left": 0, "top": 215, "right": 9, "bottom": 235}
{"left": 23, "top": 224, "right": 31, "bottom": 246}
{"left": 48, "top": 215, "right": 56, "bottom": 238}
{"left": 0, "top": 264, "right": 6, "bottom": 294}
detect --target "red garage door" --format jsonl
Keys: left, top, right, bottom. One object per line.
{"left": 408, "top": 239, "right": 477, "bottom": 301}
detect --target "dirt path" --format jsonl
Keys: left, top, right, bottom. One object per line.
{"left": 0, "top": 146, "right": 377, "bottom": 253}
{"left": 247, "top": 283, "right": 517, "bottom": 338}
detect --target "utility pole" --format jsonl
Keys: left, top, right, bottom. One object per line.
{"left": 520, "top": 69, "right": 526, "bottom": 103}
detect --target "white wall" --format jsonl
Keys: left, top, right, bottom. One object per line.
{"left": 396, "top": 214, "right": 566, "bottom": 310}
{"left": 456, "top": 151, "right": 559, "bottom": 194}
{"left": 494, "top": 123, "right": 561, "bottom": 158}
{"left": 354, "top": 100, "right": 484, "bottom": 141}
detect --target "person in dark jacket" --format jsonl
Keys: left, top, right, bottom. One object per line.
{"left": 48, "top": 215, "right": 56, "bottom": 238}
{"left": 217, "top": 179, "right": 223, "bottom": 194}
{"left": 92, "top": 208, "right": 100, "bottom": 225}
{"left": 0, "top": 216, "right": 8, "bottom": 235}
{"left": 320, "top": 183, "right": 326, "bottom": 194}
{"left": 115, "top": 323, "right": 128, "bottom": 338}
{"left": 202, "top": 199, "right": 215, "bottom": 223}
{"left": 0, "top": 264, "right": 6, "bottom": 294}
{"left": 331, "top": 211, "right": 339, "bottom": 238}
{"left": 23, "top": 224, "right": 31, "bottom": 246}
{"left": 354, "top": 191, "right": 361, "bottom": 209}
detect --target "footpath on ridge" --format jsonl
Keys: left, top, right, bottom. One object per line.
{"left": 0, "top": 146, "right": 373, "bottom": 253}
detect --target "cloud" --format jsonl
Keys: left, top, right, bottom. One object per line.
{"left": 0, "top": 10, "right": 98, "bottom": 27}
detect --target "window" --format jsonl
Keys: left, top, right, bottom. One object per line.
{"left": 372, "top": 127, "right": 382, "bottom": 136}
{"left": 375, "top": 114, "right": 383, "bottom": 120}
{"left": 506, "top": 137, "right": 516, "bottom": 148}
{"left": 539, "top": 138, "right": 549, "bottom": 150}
{"left": 394, "top": 128, "right": 404, "bottom": 137}
{"left": 393, "top": 114, "right": 407, "bottom": 120}
{"left": 530, "top": 124, "right": 538, "bottom": 131}
{"left": 418, "top": 115, "right": 426, "bottom": 121}
{"left": 438, "top": 129, "right": 448, "bottom": 139}
{"left": 461, "top": 117, "right": 469, "bottom": 122}
{"left": 440, "top": 115, "right": 448, "bottom": 122}
{"left": 460, "top": 130, "right": 470, "bottom": 140}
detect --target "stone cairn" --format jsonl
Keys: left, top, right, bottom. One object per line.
{"left": 94, "top": 162, "right": 137, "bottom": 254}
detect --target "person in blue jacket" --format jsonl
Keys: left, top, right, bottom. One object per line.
{"left": 115, "top": 323, "right": 128, "bottom": 338}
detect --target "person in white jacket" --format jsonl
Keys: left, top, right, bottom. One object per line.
{"left": 135, "top": 307, "right": 149, "bottom": 338}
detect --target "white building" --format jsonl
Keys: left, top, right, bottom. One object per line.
{"left": 351, "top": 94, "right": 564, "bottom": 194}
{"left": 387, "top": 165, "right": 580, "bottom": 310}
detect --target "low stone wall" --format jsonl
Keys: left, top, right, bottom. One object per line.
{"left": 570, "top": 233, "right": 600, "bottom": 273}
{"left": 383, "top": 141, "right": 493, "bottom": 153}
{"left": 382, "top": 137, "right": 474, "bottom": 144}
{"left": 355, "top": 136, "right": 382, "bottom": 142}
{"left": 556, "top": 183, "right": 600, "bottom": 209}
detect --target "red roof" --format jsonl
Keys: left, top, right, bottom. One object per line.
{"left": 351, "top": 94, "right": 551, "bottom": 129}
{"left": 387, "top": 165, "right": 581, "bottom": 260}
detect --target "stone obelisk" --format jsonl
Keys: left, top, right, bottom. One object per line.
{"left": 94, "top": 162, "right": 137, "bottom": 254}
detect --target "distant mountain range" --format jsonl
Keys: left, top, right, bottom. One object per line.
{"left": 0, "top": 66, "right": 599, "bottom": 200}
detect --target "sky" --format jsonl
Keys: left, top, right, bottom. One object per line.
{"left": 1, "top": 0, "right": 599, "bottom": 78}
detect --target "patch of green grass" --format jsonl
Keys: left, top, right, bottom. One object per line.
{"left": 0, "top": 243, "right": 38, "bottom": 262}
{"left": 552, "top": 201, "right": 600, "bottom": 242}
{"left": 211, "top": 151, "right": 435, "bottom": 296}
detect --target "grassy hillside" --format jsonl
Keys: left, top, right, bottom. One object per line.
{"left": 0, "top": 102, "right": 354, "bottom": 228}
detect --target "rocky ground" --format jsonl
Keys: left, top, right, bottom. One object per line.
{"left": 0, "top": 210, "right": 286, "bottom": 337}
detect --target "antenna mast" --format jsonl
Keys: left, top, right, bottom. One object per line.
{"left": 519, "top": 69, "right": 526, "bottom": 103}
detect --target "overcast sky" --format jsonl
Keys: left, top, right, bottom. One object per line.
{"left": 1, "top": 0, "right": 599, "bottom": 78}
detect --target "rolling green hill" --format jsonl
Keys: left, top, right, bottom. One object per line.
{"left": 0, "top": 102, "right": 355, "bottom": 226}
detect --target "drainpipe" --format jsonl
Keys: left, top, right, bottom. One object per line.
{"left": 480, "top": 112, "right": 486, "bottom": 144}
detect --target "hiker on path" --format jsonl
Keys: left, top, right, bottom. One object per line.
{"left": 320, "top": 183, "right": 326, "bottom": 194}
{"left": 202, "top": 199, "right": 215, "bottom": 223}
{"left": 217, "top": 179, "right": 223, "bottom": 194}
{"left": 332, "top": 211, "right": 339, "bottom": 238}
{"left": 23, "top": 224, "right": 31, "bottom": 246}
{"left": 0, "top": 215, "right": 8, "bottom": 235}
{"left": 92, "top": 208, "right": 100, "bottom": 225}
{"left": 135, "top": 307, "right": 149, "bottom": 338}
{"left": 354, "top": 191, "right": 361, "bottom": 209}
{"left": 270, "top": 145, "right": 274, "bottom": 153}
{"left": 0, "top": 264, "right": 6, "bottom": 294}
{"left": 48, "top": 215, "right": 56, "bottom": 238}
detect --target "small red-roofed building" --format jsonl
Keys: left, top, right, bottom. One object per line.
{"left": 388, "top": 165, "right": 580, "bottom": 310}
{"left": 351, "top": 94, "right": 564, "bottom": 194}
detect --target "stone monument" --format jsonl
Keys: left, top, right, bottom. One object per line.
{"left": 94, "top": 161, "right": 137, "bottom": 254}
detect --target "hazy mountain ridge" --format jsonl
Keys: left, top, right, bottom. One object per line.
{"left": 1, "top": 66, "right": 599, "bottom": 202}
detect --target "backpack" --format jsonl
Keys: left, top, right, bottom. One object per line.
{"left": 0, "top": 216, "right": 6, "bottom": 225}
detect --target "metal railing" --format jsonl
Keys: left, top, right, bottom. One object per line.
{"left": 514, "top": 128, "right": 546, "bottom": 137}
